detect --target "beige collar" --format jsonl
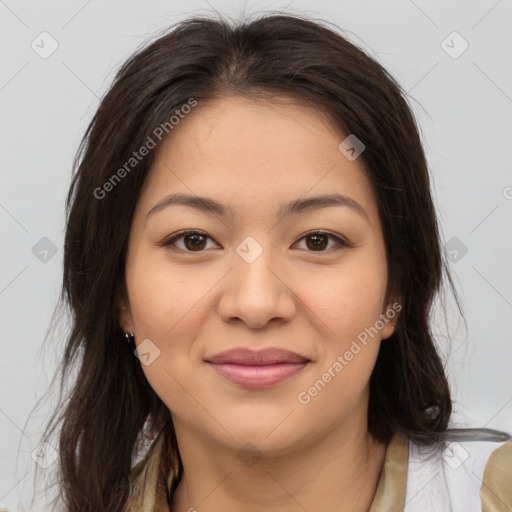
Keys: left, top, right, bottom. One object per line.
{"left": 368, "top": 429, "right": 409, "bottom": 511}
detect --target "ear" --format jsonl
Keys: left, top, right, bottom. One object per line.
{"left": 116, "top": 292, "right": 135, "bottom": 334}
{"left": 380, "top": 296, "right": 402, "bottom": 341}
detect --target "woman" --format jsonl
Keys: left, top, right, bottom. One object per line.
{"left": 36, "top": 12, "right": 511, "bottom": 512}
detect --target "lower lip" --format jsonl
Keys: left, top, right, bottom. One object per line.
{"left": 206, "top": 362, "right": 309, "bottom": 388}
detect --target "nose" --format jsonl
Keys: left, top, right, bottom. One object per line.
{"left": 217, "top": 247, "right": 297, "bottom": 329}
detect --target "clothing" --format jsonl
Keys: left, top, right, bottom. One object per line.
{"left": 369, "top": 430, "right": 512, "bottom": 511}
{"left": 128, "top": 428, "right": 512, "bottom": 511}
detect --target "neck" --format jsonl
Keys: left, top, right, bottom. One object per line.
{"left": 170, "top": 415, "right": 387, "bottom": 512}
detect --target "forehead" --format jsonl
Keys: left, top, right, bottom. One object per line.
{"left": 137, "top": 95, "right": 379, "bottom": 226}
{"left": 156, "top": 95, "right": 350, "bottom": 166}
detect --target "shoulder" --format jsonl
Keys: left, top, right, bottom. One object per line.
{"left": 480, "top": 438, "right": 512, "bottom": 511}
{"left": 404, "top": 429, "right": 511, "bottom": 512}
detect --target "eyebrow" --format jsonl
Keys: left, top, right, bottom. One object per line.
{"left": 146, "top": 192, "right": 369, "bottom": 222}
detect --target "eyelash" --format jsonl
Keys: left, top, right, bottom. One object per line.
{"left": 159, "top": 230, "right": 351, "bottom": 253}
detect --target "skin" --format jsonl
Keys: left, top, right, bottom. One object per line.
{"left": 119, "top": 95, "right": 399, "bottom": 512}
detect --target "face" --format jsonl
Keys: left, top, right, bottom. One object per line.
{"left": 119, "top": 95, "right": 398, "bottom": 455}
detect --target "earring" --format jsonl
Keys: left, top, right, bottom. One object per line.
{"left": 124, "top": 331, "right": 135, "bottom": 343}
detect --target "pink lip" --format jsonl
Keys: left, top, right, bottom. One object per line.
{"left": 207, "top": 362, "right": 309, "bottom": 388}
{"left": 205, "top": 348, "right": 310, "bottom": 388}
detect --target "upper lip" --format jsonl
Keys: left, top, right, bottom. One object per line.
{"left": 205, "top": 348, "right": 310, "bottom": 365}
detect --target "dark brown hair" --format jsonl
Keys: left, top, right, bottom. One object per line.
{"left": 34, "top": 11, "right": 467, "bottom": 511}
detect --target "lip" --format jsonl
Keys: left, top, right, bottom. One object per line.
{"left": 205, "top": 348, "right": 310, "bottom": 365}
{"left": 205, "top": 348, "right": 310, "bottom": 389}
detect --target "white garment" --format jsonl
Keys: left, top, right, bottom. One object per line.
{"left": 405, "top": 434, "right": 510, "bottom": 511}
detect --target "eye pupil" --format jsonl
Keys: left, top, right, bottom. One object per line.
{"left": 307, "top": 234, "right": 328, "bottom": 251}
{"left": 185, "top": 234, "right": 206, "bottom": 250}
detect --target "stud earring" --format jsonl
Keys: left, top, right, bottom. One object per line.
{"left": 124, "top": 331, "right": 135, "bottom": 343}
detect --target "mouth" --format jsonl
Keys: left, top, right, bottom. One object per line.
{"left": 204, "top": 348, "right": 311, "bottom": 389}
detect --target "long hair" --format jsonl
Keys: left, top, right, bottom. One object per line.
{"left": 34, "top": 12, "right": 468, "bottom": 511}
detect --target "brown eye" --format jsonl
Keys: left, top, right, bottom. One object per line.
{"left": 295, "top": 231, "right": 350, "bottom": 252}
{"left": 305, "top": 233, "right": 329, "bottom": 251}
{"left": 161, "top": 231, "right": 217, "bottom": 252}
{"left": 182, "top": 233, "right": 207, "bottom": 251}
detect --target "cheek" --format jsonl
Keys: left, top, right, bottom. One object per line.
{"left": 126, "top": 254, "right": 213, "bottom": 340}
{"left": 125, "top": 256, "right": 215, "bottom": 405}
{"left": 298, "top": 253, "right": 387, "bottom": 341}
{"left": 293, "top": 250, "right": 387, "bottom": 403}
{"left": 127, "top": 264, "right": 204, "bottom": 413}
{"left": 294, "top": 264, "right": 385, "bottom": 421}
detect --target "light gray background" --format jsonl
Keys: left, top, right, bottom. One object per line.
{"left": 1, "top": 1, "right": 511, "bottom": 510}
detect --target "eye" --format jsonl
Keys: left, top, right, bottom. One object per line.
{"left": 160, "top": 230, "right": 350, "bottom": 253}
{"left": 160, "top": 230, "right": 218, "bottom": 252}
{"left": 293, "top": 231, "right": 351, "bottom": 252}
